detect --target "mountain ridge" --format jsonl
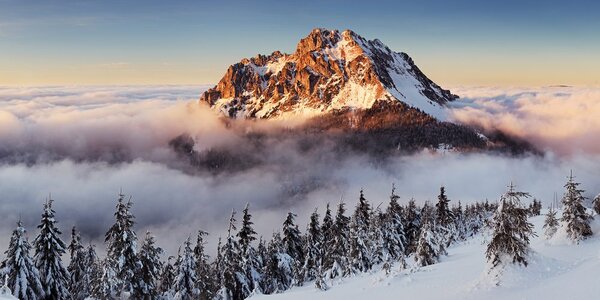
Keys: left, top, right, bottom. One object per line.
{"left": 200, "top": 28, "right": 457, "bottom": 120}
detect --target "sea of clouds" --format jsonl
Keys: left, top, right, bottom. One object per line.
{"left": 0, "top": 85, "right": 598, "bottom": 255}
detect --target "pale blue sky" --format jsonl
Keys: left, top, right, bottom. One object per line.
{"left": 1, "top": 0, "right": 599, "bottom": 85}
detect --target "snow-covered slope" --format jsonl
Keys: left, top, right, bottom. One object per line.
{"left": 200, "top": 28, "right": 457, "bottom": 120}
{"left": 252, "top": 213, "right": 600, "bottom": 300}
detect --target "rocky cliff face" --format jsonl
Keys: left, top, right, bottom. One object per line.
{"left": 200, "top": 28, "right": 458, "bottom": 120}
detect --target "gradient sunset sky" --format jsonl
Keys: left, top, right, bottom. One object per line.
{"left": 1, "top": 0, "right": 599, "bottom": 86}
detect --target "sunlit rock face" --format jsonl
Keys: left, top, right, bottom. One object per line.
{"left": 200, "top": 28, "right": 457, "bottom": 120}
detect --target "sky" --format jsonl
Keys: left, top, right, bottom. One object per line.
{"left": 1, "top": 0, "right": 599, "bottom": 86}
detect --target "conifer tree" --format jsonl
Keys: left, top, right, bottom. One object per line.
{"left": 194, "top": 230, "right": 213, "bottom": 300}
{"left": 67, "top": 227, "right": 87, "bottom": 300}
{"left": 236, "top": 204, "right": 262, "bottom": 294}
{"left": 403, "top": 198, "right": 421, "bottom": 253}
{"left": 262, "top": 232, "right": 292, "bottom": 294}
{"left": 173, "top": 237, "right": 199, "bottom": 300}
{"left": 543, "top": 206, "right": 559, "bottom": 239}
{"left": 373, "top": 187, "right": 406, "bottom": 269}
{"left": 302, "top": 209, "right": 323, "bottom": 282}
{"left": 348, "top": 190, "right": 373, "bottom": 273}
{"left": 320, "top": 204, "right": 334, "bottom": 269}
{"left": 33, "top": 198, "right": 70, "bottom": 300}
{"left": 80, "top": 244, "right": 99, "bottom": 300}
{"left": 282, "top": 212, "right": 304, "bottom": 285}
{"left": 414, "top": 219, "right": 441, "bottom": 267}
{"left": 1, "top": 220, "right": 45, "bottom": 300}
{"left": 132, "top": 232, "right": 163, "bottom": 299}
{"left": 104, "top": 192, "right": 140, "bottom": 296}
{"left": 325, "top": 202, "right": 350, "bottom": 278}
{"left": 561, "top": 172, "right": 593, "bottom": 242}
{"left": 92, "top": 259, "right": 118, "bottom": 300}
{"left": 217, "top": 210, "right": 249, "bottom": 300}
{"left": 485, "top": 183, "right": 534, "bottom": 269}
{"left": 593, "top": 194, "right": 600, "bottom": 215}
{"left": 435, "top": 186, "right": 453, "bottom": 227}
{"left": 157, "top": 257, "right": 176, "bottom": 297}
{"left": 380, "top": 186, "right": 407, "bottom": 266}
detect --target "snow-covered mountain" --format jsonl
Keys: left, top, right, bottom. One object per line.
{"left": 201, "top": 28, "right": 457, "bottom": 120}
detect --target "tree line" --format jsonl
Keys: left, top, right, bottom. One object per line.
{"left": 0, "top": 172, "right": 598, "bottom": 300}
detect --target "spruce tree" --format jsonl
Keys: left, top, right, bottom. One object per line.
{"left": 561, "top": 172, "right": 593, "bottom": 242}
{"left": 104, "top": 192, "right": 140, "bottom": 296}
{"left": 173, "top": 237, "right": 199, "bottom": 300}
{"left": 414, "top": 219, "right": 441, "bottom": 267}
{"left": 132, "top": 232, "right": 163, "bottom": 299}
{"left": 157, "top": 256, "right": 176, "bottom": 297}
{"left": 1, "top": 220, "right": 45, "bottom": 300}
{"left": 80, "top": 244, "right": 99, "bottom": 300}
{"left": 485, "top": 183, "right": 534, "bottom": 269}
{"left": 348, "top": 190, "right": 373, "bottom": 273}
{"left": 320, "top": 204, "right": 334, "bottom": 269}
{"left": 543, "top": 206, "right": 559, "bottom": 239}
{"left": 217, "top": 210, "right": 249, "bottom": 300}
{"left": 282, "top": 212, "right": 304, "bottom": 285}
{"left": 67, "top": 227, "right": 87, "bottom": 300}
{"left": 435, "top": 186, "right": 456, "bottom": 247}
{"left": 302, "top": 209, "right": 323, "bottom": 282}
{"left": 33, "top": 198, "right": 70, "bottom": 300}
{"left": 403, "top": 198, "right": 421, "bottom": 253}
{"left": 236, "top": 204, "right": 262, "bottom": 294}
{"left": 325, "top": 202, "right": 350, "bottom": 278}
{"left": 593, "top": 194, "right": 600, "bottom": 215}
{"left": 380, "top": 186, "right": 407, "bottom": 265}
{"left": 262, "top": 232, "right": 292, "bottom": 294}
{"left": 194, "top": 230, "right": 213, "bottom": 300}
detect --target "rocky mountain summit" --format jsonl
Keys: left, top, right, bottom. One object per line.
{"left": 201, "top": 28, "right": 457, "bottom": 120}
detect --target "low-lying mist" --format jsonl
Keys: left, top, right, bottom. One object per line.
{"left": 0, "top": 85, "right": 598, "bottom": 256}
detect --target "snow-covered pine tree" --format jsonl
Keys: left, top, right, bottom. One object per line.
{"left": 403, "top": 198, "right": 421, "bottom": 253}
{"left": 67, "top": 226, "right": 84, "bottom": 297}
{"left": 282, "top": 212, "right": 304, "bottom": 286}
{"left": 380, "top": 186, "right": 407, "bottom": 267}
{"left": 435, "top": 186, "right": 456, "bottom": 247}
{"left": 157, "top": 256, "right": 176, "bottom": 297}
{"left": 561, "top": 172, "right": 593, "bottom": 242}
{"left": 92, "top": 258, "right": 118, "bottom": 299}
{"left": 485, "top": 183, "right": 534, "bottom": 269}
{"left": 324, "top": 202, "right": 350, "bottom": 278}
{"left": 194, "top": 230, "right": 214, "bottom": 300}
{"left": 414, "top": 219, "right": 441, "bottom": 267}
{"left": 132, "top": 231, "right": 163, "bottom": 299}
{"left": 435, "top": 186, "right": 454, "bottom": 227}
{"left": 33, "top": 198, "right": 70, "bottom": 300}
{"left": 262, "top": 232, "right": 292, "bottom": 294}
{"left": 80, "top": 244, "right": 100, "bottom": 300}
{"left": 1, "top": 220, "right": 45, "bottom": 300}
{"left": 528, "top": 199, "right": 542, "bottom": 216}
{"left": 236, "top": 204, "right": 262, "bottom": 294}
{"left": 302, "top": 209, "right": 323, "bottom": 282}
{"left": 348, "top": 189, "right": 373, "bottom": 273}
{"left": 543, "top": 206, "right": 559, "bottom": 239}
{"left": 593, "top": 194, "right": 600, "bottom": 215}
{"left": 104, "top": 192, "right": 141, "bottom": 296}
{"left": 319, "top": 204, "right": 334, "bottom": 270}
{"left": 216, "top": 210, "right": 249, "bottom": 300}
{"left": 67, "top": 227, "right": 89, "bottom": 300}
{"left": 173, "top": 237, "right": 199, "bottom": 300}
{"left": 452, "top": 201, "right": 467, "bottom": 242}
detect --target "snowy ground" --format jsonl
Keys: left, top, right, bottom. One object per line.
{"left": 253, "top": 213, "right": 600, "bottom": 300}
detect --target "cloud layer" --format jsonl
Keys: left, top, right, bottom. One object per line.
{"left": 449, "top": 86, "right": 600, "bottom": 156}
{"left": 0, "top": 85, "right": 599, "bottom": 256}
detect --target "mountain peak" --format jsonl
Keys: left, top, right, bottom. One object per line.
{"left": 200, "top": 28, "right": 458, "bottom": 120}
